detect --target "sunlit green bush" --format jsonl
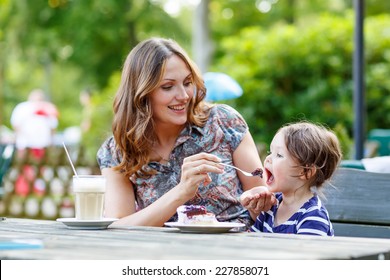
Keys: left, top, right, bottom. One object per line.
{"left": 214, "top": 12, "right": 390, "bottom": 159}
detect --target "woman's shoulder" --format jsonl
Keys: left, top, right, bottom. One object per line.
{"left": 97, "top": 136, "right": 121, "bottom": 168}
{"left": 208, "top": 104, "right": 246, "bottom": 124}
{"left": 100, "top": 135, "right": 116, "bottom": 149}
{"left": 210, "top": 104, "right": 242, "bottom": 117}
{"left": 197, "top": 104, "right": 248, "bottom": 150}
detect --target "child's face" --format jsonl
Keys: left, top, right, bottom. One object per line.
{"left": 264, "top": 131, "right": 305, "bottom": 194}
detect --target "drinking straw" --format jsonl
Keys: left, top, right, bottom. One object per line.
{"left": 62, "top": 142, "right": 79, "bottom": 177}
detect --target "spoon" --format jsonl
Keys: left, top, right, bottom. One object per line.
{"left": 219, "top": 163, "right": 263, "bottom": 178}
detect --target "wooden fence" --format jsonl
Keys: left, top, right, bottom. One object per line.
{"left": 0, "top": 145, "right": 100, "bottom": 220}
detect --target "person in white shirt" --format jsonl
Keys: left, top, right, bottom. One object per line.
{"left": 10, "top": 88, "right": 59, "bottom": 151}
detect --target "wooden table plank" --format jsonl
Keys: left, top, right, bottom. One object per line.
{"left": 1, "top": 218, "right": 390, "bottom": 260}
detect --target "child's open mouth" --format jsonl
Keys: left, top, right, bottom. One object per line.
{"left": 265, "top": 168, "right": 274, "bottom": 185}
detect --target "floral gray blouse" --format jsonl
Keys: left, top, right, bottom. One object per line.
{"left": 97, "top": 104, "right": 252, "bottom": 227}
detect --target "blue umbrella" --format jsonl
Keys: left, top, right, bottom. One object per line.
{"left": 203, "top": 72, "right": 243, "bottom": 102}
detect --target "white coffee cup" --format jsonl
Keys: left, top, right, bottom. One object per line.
{"left": 72, "top": 175, "right": 106, "bottom": 220}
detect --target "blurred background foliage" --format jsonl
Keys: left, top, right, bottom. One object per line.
{"left": 216, "top": 12, "right": 390, "bottom": 158}
{"left": 1, "top": 0, "right": 390, "bottom": 163}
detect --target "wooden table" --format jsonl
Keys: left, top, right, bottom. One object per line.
{"left": 1, "top": 218, "right": 390, "bottom": 260}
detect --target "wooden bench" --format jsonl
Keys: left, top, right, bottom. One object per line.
{"left": 323, "top": 168, "right": 390, "bottom": 238}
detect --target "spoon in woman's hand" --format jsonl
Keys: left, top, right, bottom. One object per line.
{"left": 219, "top": 163, "right": 263, "bottom": 178}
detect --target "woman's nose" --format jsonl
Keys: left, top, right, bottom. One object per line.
{"left": 176, "top": 86, "right": 190, "bottom": 100}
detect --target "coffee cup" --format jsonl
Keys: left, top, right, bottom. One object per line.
{"left": 72, "top": 175, "right": 106, "bottom": 220}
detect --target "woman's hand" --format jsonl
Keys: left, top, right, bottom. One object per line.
{"left": 177, "top": 152, "right": 224, "bottom": 200}
{"left": 240, "top": 186, "right": 276, "bottom": 220}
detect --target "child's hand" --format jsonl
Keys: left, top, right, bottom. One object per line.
{"left": 240, "top": 186, "right": 268, "bottom": 207}
{"left": 240, "top": 186, "right": 276, "bottom": 219}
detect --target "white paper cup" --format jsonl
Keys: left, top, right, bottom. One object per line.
{"left": 72, "top": 175, "right": 106, "bottom": 220}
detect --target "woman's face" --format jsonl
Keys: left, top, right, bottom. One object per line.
{"left": 150, "top": 55, "right": 194, "bottom": 128}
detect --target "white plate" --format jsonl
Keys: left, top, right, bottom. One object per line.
{"left": 56, "top": 218, "right": 118, "bottom": 230}
{"left": 164, "top": 222, "right": 245, "bottom": 233}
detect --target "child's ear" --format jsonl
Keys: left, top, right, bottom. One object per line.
{"left": 299, "top": 165, "right": 316, "bottom": 180}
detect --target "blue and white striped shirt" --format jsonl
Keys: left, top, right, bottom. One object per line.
{"left": 250, "top": 192, "right": 334, "bottom": 236}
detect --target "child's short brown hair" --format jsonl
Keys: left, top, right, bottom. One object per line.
{"left": 278, "top": 121, "right": 342, "bottom": 188}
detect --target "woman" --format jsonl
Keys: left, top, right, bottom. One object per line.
{"left": 97, "top": 37, "right": 275, "bottom": 228}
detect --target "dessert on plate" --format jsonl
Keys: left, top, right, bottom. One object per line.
{"left": 177, "top": 205, "right": 218, "bottom": 225}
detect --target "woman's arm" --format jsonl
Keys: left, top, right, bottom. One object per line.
{"left": 103, "top": 167, "right": 185, "bottom": 227}
{"left": 102, "top": 152, "right": 224, "bottom": 227}
{"left": 102, "top": 168, "right": 136, "bottom": 219}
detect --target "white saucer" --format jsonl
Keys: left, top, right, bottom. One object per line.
{"left": 56, "top": 218, "right": 118, "bottom": 230}
{"left": 164, "top": 222, "right": 245, "bottom": 233}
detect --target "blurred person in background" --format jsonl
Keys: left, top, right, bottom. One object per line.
{"left": 10, "top": 88, "right": 59, "bottom": 155}
{"left": 10, "top": 88, "right": 59, "bottom": 196}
